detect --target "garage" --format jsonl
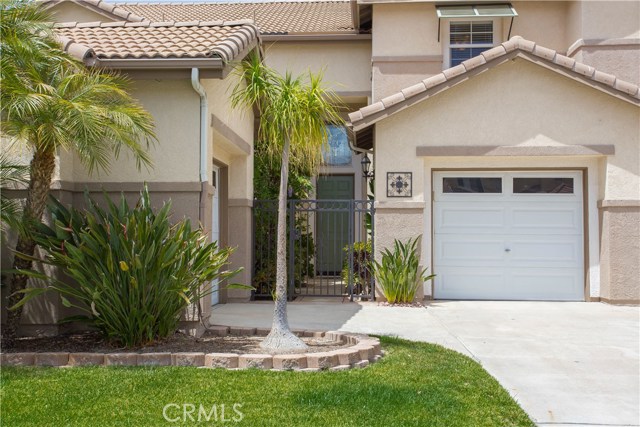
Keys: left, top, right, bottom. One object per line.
{"left": 433, "top": 171, "right": 584, "bottom": 301}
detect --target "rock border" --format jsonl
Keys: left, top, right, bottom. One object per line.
{"left": 0, "top": 327, "right": 383, "bottom": 372}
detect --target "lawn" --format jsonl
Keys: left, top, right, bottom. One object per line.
{"left": 1, "top": 336, "right": 534, "bottom": 426}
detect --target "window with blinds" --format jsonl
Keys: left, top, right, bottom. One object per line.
{"left": 449, "top": 20, "right": 494, "bottom": 67}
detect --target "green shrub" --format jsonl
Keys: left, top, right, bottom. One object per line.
{"left": 341, "top": 241, "right": 373, "bottom": 296}
{"left": 14, "top": 186, "right": 243, "bottom": 347}
{"left": 372, "top": 236, "right": 435, "bottom": 304}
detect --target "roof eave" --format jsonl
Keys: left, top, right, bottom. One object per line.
{"left": 348, "top": 42, "right": 640, "bottom": 132}
{"left": 89, "top": 57, "right": 225, "bottom": 70}
{"left": 261, "top": 33, "right": 368, "bottom": 42}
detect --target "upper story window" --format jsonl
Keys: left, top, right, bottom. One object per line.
{"left": 436, "top": 3, "right": 517, "bottom": 68}
{"left": 449, "top": 20, "right": 494, "bottom": 67}
{"left": 322, "top": 125, "right": 352, "bottom": 166}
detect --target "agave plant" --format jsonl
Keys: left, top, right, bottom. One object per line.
{"left": 13, "top": 186, "right": 244, "bottom": 347}
{"left": 372, "top": 236, "right": 435, "bottom": 304}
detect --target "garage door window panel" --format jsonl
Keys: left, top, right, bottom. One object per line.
{"left": 442, "top": 177, "right": 502, "bottom": 193}
{"left": 513, "top": 177, "right": 574, "bottom": 194}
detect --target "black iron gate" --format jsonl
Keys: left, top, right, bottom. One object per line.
{"left": 252, "top": 199, "right": 374, "bottom": 301}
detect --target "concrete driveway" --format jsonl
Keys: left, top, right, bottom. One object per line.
{"left": 211, "top": 300, "right": 640, "bottom": 426}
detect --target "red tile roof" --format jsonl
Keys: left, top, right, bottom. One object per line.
{"left": 54, "top": 20, "right": 259, "bottom": 61}
{"left": 118, "top": 1, "right": 355, "bottom": 35}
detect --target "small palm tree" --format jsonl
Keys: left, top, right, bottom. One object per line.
{"left": 0, "top": 1, "right": 156, "bottom": 344}
{"left": 232, "top": 53, "right": 342, "bottom": 351}
{"left": 0, "top": 155, "right": 29, "bottom": 234}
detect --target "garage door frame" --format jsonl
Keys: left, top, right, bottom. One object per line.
{"left": 429, "top": 167, "right": 589, "bottom": 301}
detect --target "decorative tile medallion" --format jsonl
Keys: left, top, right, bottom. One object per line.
{"left": 387, "top": 172, "right": 412, "bottom": 197}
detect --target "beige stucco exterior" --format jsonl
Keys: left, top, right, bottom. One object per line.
{"left": 4, "top": 69, "right": 256, "bottom": 331}
{"left": 264, "top": 41, "right": 372, "bottom": 101}
{"left": 370, "top": 1, "right": 640, "bottom": 99}
{"left": 4, "top": 0, "right": 640, "bottom": 336}
{"left": 599, "top": 202, "right": 640, "bottom": 304}
{"left": 65, "top": 79, "right": 200, "bottom": 184}
{"left": 373, "top": 58, "right": 640, "bottom": 302}
{"left": 46, "top": 1, "right": 117, "bottom": 24}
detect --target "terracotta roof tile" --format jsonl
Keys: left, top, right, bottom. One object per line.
{"left": 401, "top": 82, "right": 427, "bottom": 99}
{"left": 481, "top": 45, "right": 507, "bottom": 62}
{"left": 381, "top": 91, "right": 405, "bottom": 108}
{"left": 593, "top": 70, "right": 616, "bottom": 86}
{"left": 572, "top": 61, "right": 596, "bottom": 78}
{"left": 53, "top": 20, "right": 259, "bottom": 62}
{"left": 532, "top": 44, "right": 557, "bottom": 61}
{"left": 461, "top": 54, "right": 486, "bottom": 72}
{"left": 553, "top": 53, "right": 575, "bottom": 69}
{"left": 423, "top": 73, "right": 446, "bottom": 89}
{"left": 348, "top": 36, "right": 640, "bottom": 129}
{"left": 116, "top": 1, "right": 355, "bottom": 35}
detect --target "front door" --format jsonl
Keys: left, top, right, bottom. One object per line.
{"left": 316, "top": 175, "right": 354, "bottom": 275}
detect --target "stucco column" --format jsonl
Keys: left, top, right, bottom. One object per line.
{"left": 224, "top": 155, "right": 254, "bottom": 302}
{"left": 598, "top": 200, "right": 640, "bottom": 304}
{"left": 374, "top": 202, "right": 427, "bottom": 302}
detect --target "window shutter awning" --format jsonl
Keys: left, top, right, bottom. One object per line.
{"left": 436, "top": 3, "right": 518, "bottom": 19}
{"left": 436, "top": 3, "right": 518, "bottom": 41}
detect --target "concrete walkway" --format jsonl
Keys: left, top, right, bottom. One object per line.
{"left": 211, "top": 300, "right": 640, "bottom": 426}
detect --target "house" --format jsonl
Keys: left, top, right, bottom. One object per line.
{"left": 2, "top": 0, "right": 638, "bottom": 336}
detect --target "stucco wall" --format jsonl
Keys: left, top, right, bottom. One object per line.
{"left": 599, "top": 204, "right": 640, "bottom": 303}
{"left": 565, "top": 1, "right": 640, "bottom": 84}
{"left": 202, "top": 74, "right": 255, "bottom": 298}
{"left": 370, "top": 1, "right": 639, "bottom": 98}
{"left": 574, "top": 1, "right": 640, "bottom": 40}
{"left": 264, "top": 41, "right": 372, "bottom": 96}
{"left": 375, "top": 60, "right": 639, "bottom": 203}
{"left": 510, "top": 1, "right": 568, "bottom": 52}
{"left": 373, "top": 3, "right": 439, "bottom": 57}
{"left": 572, "top": 46, "right": 640, "bottom": 85}
{"left": 48, "top": 2, "right": 116, "bottom": 23}
{"left": 65, "top": 78, "right": 200, "bottom": 184}
{"left": 372, "top": 58, "right": 639, "bottom": 300}
{"left": 203, "top": 74, "right": 254, "bottom": 200}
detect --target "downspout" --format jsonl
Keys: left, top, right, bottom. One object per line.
{"left": 190, "top": 68, "right": 210, "bottom": 325}
{"left": 191, "top": 68, "right": 208, "bottom": 224}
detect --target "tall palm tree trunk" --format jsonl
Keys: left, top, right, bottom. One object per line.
{"left": 261, "top": 135, "right": 307, "bottom": 351}
{"left": 3, "top": 148, "right": 55, "bottom": 345}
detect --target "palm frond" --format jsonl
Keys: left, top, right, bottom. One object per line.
{"left": 0, "top": 154, "right": 29, "bottom": 234}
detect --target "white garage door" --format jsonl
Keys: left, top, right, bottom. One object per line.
{"left": 433, "top": 171, "right": 584, "bottom": 301}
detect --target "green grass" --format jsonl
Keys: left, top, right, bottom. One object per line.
{"left": 0, "top": 337, "right": 534, "bottom": 426}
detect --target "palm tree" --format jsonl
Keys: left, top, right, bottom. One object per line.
{"left": 0, "top": 1, "right": 156, "bottom": 344}
{"left": 231, "top": 53, "right": 342, "bottom": 351}
{"left": 0, "top": 155, "right": 29, "bottom": 234}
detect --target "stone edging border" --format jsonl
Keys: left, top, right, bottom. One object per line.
{"left": 0, "top": 326, "right": 383, "bottom": 372}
